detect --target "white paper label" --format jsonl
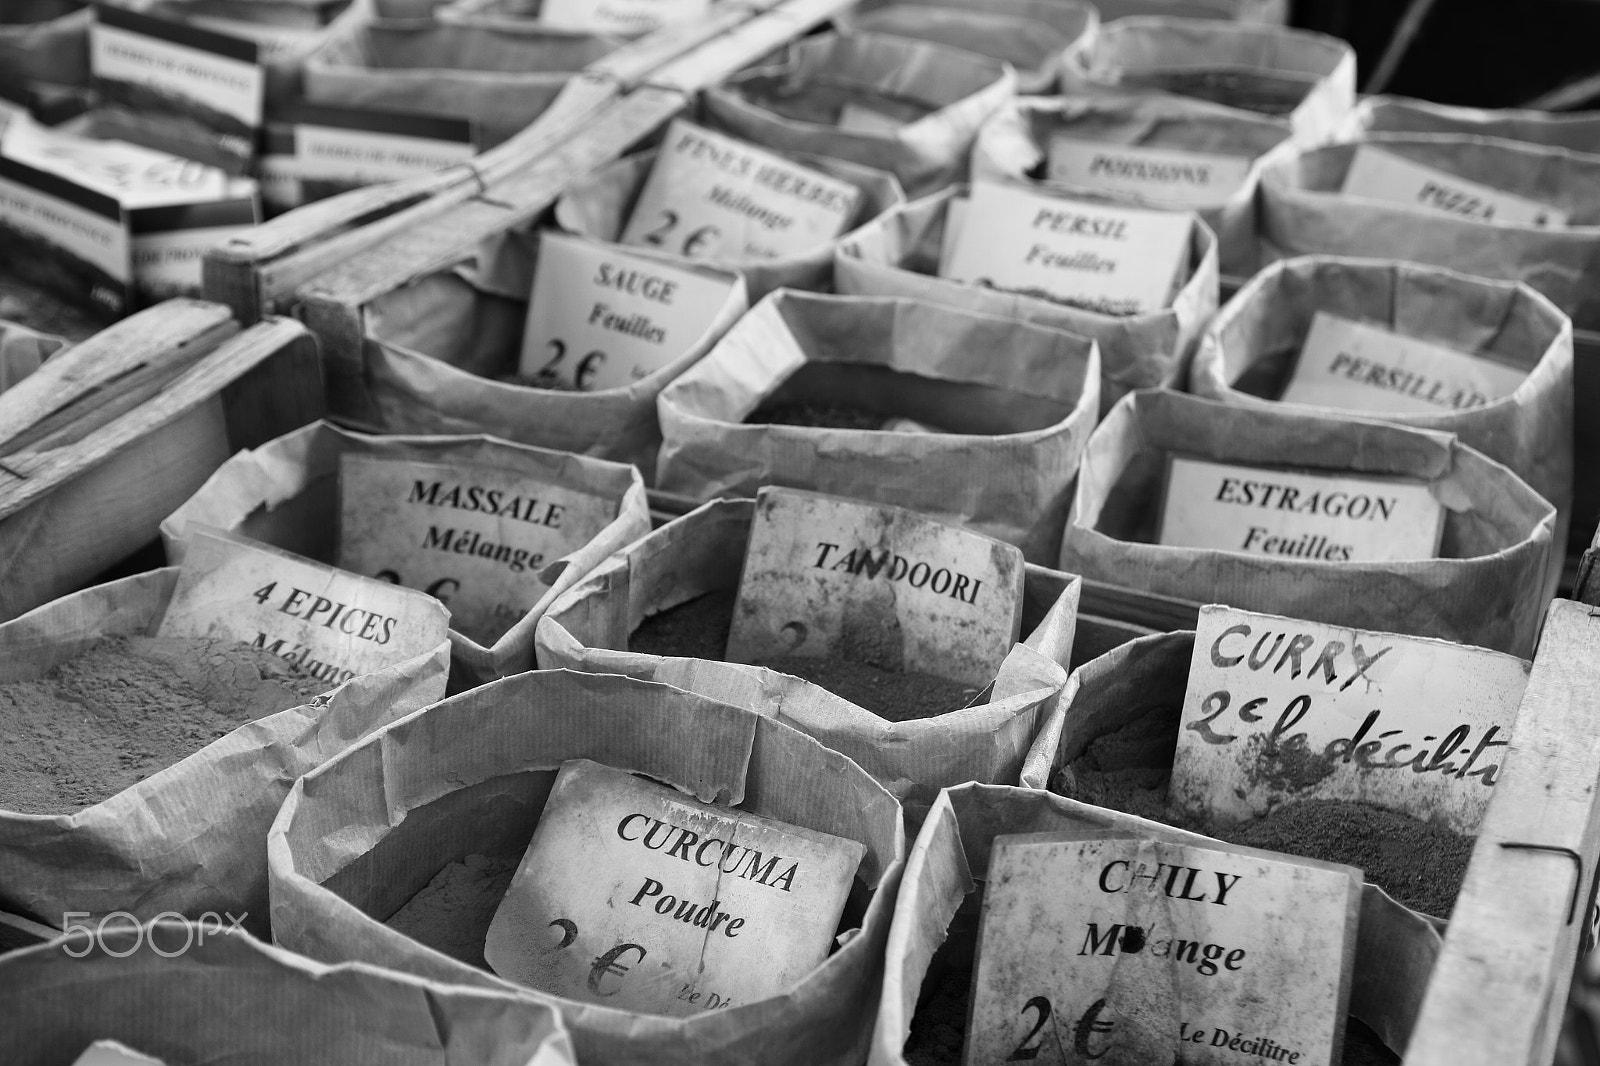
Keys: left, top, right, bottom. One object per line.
{"left": 294, "top": 124, "right": 476, "bottom": 186}
{"left": 1280, "top": 311, "right": 1527, "bottom": 414}
{"left": 71, "top": 1041, "right": 169, "bottom": 1066}
{"left": 537, "top": 0, "right": 710, "bottom": 34}
{"left": 942, "top": 181, "right": 1191, "bottom": 316}
{"left": 484, "top": 759, "right": 866, "bottom": 1016}
{"left": 1340, "top": 145, "right": 1567, "bottom": 227}
{"left": 0, "top": 163, "right": 130, "bottom": 290}
{"left": 158, "top": 526, "right": 451, "bottom": 686}
{"left": 1169, "top": 606, "right": 1529, "bottom": 834}
{"left": 967, "top": 832, "right": 1360, "bottom": 1066}
{"left": 90, "top": 19, "right": 264, "bottom": 130}
{"left": 519, "top": 232, "right": 737, "bottom": 389}
{"left": 619, "top": 119, "right": 862, "bottom": 262}
{"left": 1, "top": 121, "right": 232, "bottom": 208}
{"left": 133, "top": 220, "right": 253, "bottom": 297}
{"left": 837, "top": 102, "right": 904, "bottom": 135}
{"left": 725, "top": 487, "right": 1025, "bottom": 688}
{"left": 1157, "top": 457, "right": 1445, "bottom": 563}
{"left": 336, "top": 454, "right": 618, "bottom": 646}
{"left": 1047, "top": 137, "right": 1254, "bottom": 208}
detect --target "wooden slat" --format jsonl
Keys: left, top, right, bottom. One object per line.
{"left": 1407, "top": 599, "right": 1600, "bottom": 1065}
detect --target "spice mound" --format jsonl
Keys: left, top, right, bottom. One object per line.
{"left": 1051, "top": 706, "right": 1474, "bottom": 918}
{"left": 631, "top": 590, "right": 984, "bottom": 720}
{"left": 0, "top": 635, "right": 329, "bottom": 815}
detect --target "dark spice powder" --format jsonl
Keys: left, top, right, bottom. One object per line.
{"left": 1049, "top": 712, "right": 1474, "bottom": 918}
{"left": 384, "top": 852, "right": 520, "bottom": 971}
{"left": 629, "top": 590, "right": 983, "bottom": 721}
{"left": 0, "top": 635, "right": 328, "bottom": 815}
{"left": 745, "top": 399, "right": 893, "bottom": 430}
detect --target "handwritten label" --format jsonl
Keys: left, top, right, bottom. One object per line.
{"left": 942, "top": 181, "right": 1191, "bottom": 316}
{"left": 1047, "top": 137, "right": 1254, "bottom": 208}
{"left": 1170, "top": 606, "right": 1529, "bottom": 833}
{"left": 0, "top": 155, "right": 132, "bottom": 318}
{"left": 90, "top": 6, "right": 264, "bottom": 168}
{"left": 967, "top": 831, "right": 1360, "bottom": 1066}
{"left": 537, "top": 0, "right": 709, "bottom": 34}
{"left": 484, "top": 759, "right": 865, "bottom": 1016}
{"left": 1280, "top": 311, "right": 1527, "bottom": 414}
{"left": 724, "top": 487, "right": 1024, "bottom": 688}
{"left": 159, "top": 526, "right": 450, "bottom": 686}
{"left": 1157, "top": 457, "right": 1445, "bottom": 563}
{"left": 71, "top": 1042, "right": 169, "bottom": 1066}
{"left": 519, "top": 232, "right": 739, "bottom": 390}
{"left": 1340, "top": 145, "right": 1567, "bottom": 228}
{"left": 287, "top": 103, "right": 477, "bottom": 188}
{"left": 337, "top": 454, "right": 617, "bottom": 647}
{"left": 619, "top": 119, "right": 862, "bottom": 262}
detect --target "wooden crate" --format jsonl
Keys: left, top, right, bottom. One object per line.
{"left": 289, "top": 0, "right": 855, "bottom": 428}
{"left": 1405, "top": 598, "right": 1600, "bottom": 1065}
{"left": 0, "top": 301, "right": 324, "bottom": 622}
{"left": 201, "top": 0, "right": 809, "bottom": 325}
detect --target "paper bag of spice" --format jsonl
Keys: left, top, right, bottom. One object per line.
{"left": 535, "top": 496, "right": 1077, "bottom": 824}
{"left": 555, "top": 146, "right": 904, "bottom": 302}
{"left": 266, "top": 669, "right": 904, "bottom": 1066}
{"left": 970, "top": 93, "right": 1289, "bottom": 276}
{"left": 0, "top": 567, "right": 450, "bottom": 935}
{"left": 654, "top": 290, "right": 1101, "bottom": 563}
{"left": 1060, "top": 17, "right": 1354, "bottom": 147}
{"left": 1189, "top": 255, "right": 1573, "bottom": 580}
{"left": 1059, "top": 390, "right": 1554, "bottom": 658}
{"left": 159, "top": 419, "right": 650, "bottom": 687}
{"left": 356, "top": 225, "right": 748, "bottom": 474}
{"left": 833, "top": 183, "right": 1216, "bottom": 413}
{"left": 868, "top": 780, "right": 1438, "bottom": 1065}
{"left": 700, "top": 31, "right": 1015, "bottom": 198}
{"left": 1342, "top": 95, "right": 1600, "bottom": 155}
{"left": 0, "top": 919, "right": 576, "bottom": 1065}
{"left": 835, "top": 0, "right": 1098, "bottom": 95}
{"left": 302, "top": 17, "right": 618, "bottom": 149}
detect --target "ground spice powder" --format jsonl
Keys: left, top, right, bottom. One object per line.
{"left": 745, "top": 399, "right": 892, "bottom": 430}
{"left": 0, "top": 635, "right": 328, "bottom": 816}
{"left": 629, "top": 591, "right": 982, "bottom": 720}
{"left": 384, "top": 853, "right": 520, "bottom": 970}
{"left": 1049, "top": 710, "right": 1474, "bottom": 918}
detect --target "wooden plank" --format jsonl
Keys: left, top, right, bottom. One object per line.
{"left": 199, "top": 0, "right": 823, "bottom": 324}
{"left": 1407, "top": 599, "right": 1600, "bottom": 1066}
{"left": 0, "top": 911, "right": 57, "bottom": 954}
{"left": 0, "top": 315, "right": 325, "bottom": 622}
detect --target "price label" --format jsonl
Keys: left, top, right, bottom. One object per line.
{"left": 1280, "top": 311, "right": 1527, "bottom": 414}
{"left": 942, "top": 181, "right": 1192, "bottom": 316}
{"left": 725, "top": 487, "right": 1025, "bottom": 688}
{"left": 1170, "top": 605, "right": 1529, "bottom": 833}
{"left": 484, "top": 759, "right": 865, "bottom": 1016}
{"left": 619, "top": 119, "right": 862, "bottom": 262}
{"left": 1156, "top": 457, "right": 1445, "bottom": 563}
{"left": 1340, "top": 145, "right": 1567, "bottom": 228}
{"left": 337, "top": 454, "right": 619, "bottom": 646}
{"left": 968, "top": 831, "right": 1360, "bottom": 1066}
{"left": 159, "top": 526, "right": 450, "bottom": 686}
{"left": 519, "top": 232, "right": 739, "bottom": 390}
{"left": 1046, "top": 137, "right": 1254, "bottom": 208}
